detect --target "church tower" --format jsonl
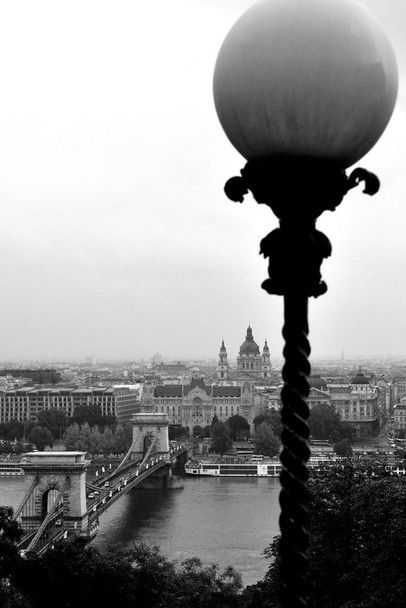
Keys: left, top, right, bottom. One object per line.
{"left": 261, "top": 340, "right": 271, "bottom": 379}
{"left": 237, "top": 326, "right": 262, "bottom": 376}
{"left": 217, "top": 340, "right": 229, "bottom": 381}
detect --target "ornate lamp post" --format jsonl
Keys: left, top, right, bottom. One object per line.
{"left": 213, "top": 1, "right": 397, "bottom": 606}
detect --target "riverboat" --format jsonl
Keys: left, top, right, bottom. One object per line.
{"left": 185, "top": 460, "right": 281, "bottom": 477}
{"left": 184, "top": 456, "right": 339, "bottom": 477}
{"left": 0, "top": 462, "right": 24, "bottom": 476}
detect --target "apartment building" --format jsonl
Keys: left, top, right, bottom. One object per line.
{"left": 0, "top": 386, "right": 139, "bottom": 424}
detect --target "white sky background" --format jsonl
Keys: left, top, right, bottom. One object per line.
{"left": 0, "top": 0, "right": 405, "bottom": 363}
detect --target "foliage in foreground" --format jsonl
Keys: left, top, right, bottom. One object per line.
{"left": 244, "top": 462, "right": 406, "bottom": 608}
{"left": 2, "top": 460, "right": 406, "bottom": 607}
{"left": 2, "top": 540, "right": 243, "bottom": 608}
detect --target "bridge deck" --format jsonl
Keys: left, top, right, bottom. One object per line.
{"left": 16, "top": 444, "right": 190, "bottom": 554}
{"left": 87, "top": 447, "right": 188, "bottom": 523}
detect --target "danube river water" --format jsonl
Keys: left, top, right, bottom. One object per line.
{"left": 0, "top": 472, "right": 281, "bottom": 586}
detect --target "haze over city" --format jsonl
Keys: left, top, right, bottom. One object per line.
{"left": 0, "top": 0, "right": 406, "bottom": 362}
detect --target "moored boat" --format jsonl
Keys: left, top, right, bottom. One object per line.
{"left": 0, "top": 462, "right": 24, "bottom": 476}
{"left": 185, "top": 455, "right": 340, "bottom": 477}
{"left": 185, "top": 460, "right": 281, "bottom": 477}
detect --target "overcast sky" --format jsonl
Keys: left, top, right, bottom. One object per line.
{"left": 0, "top": 0, "right": 405, "bottom": 364}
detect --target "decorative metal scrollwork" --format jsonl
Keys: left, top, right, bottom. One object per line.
{"left": 223, "top": 156, "right": 379, "bottom": 607}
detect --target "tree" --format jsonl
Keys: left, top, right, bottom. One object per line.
{"left": 192, "top": 425, "right": 203, "bottom": 438}
{"left": 333, "top": 438, "right": 353, "bottom": 457}
{"left": 71, "top": 405, "right": 116, "bottom": 429}
{"left": 245, "top": 461, "right": 406, "bottom": 608}
{"left": 0, "top": 420, "right": 27, "bottom": 442}
{"left": 121, "top": 421, "right": 133, "bottom": 446}
{"left": 0, "top": 506, "right": 22, "bottom": 545}
{"left": 63, "top": 422, "right": 133, "bottom": 456}
{"left": 87, "top": 426, "right": 103, "bottom": 457}
{"left": 36, "top": 408, "right": 67, "bottom": 441}
{"left": 14, "top": 442, "right": 32, "bottom": 455}
{"left": 27, "top": 426, "right": 53, "bottom": 451}
{"left": 169, "top": 425, "right": 189, "bottom": 440}
{"left": 0, "top": 442, "right": 14, "bottom": 454}
{"left": 307, "top": 464, "right": 406, "bottom": 608}
{"left": 0, "top": 507, "right": 26, "bottom": 608}
{"left": 9, "top": 541, "right": 243, "bottom": 608}
{"left": 63, "top": 423, "right": 85, "bottom": 451}
{"left": 309, "top": 403, "right": 353, "bottom": 442}
{"left": 227, "top": 414, "right": 250, "bottom": 440}
{"left": 100, "top": 427, "right": 114, "bottom": 456}
{"left": 113, "top": 424, "right": 132, "bottom": 455}
{"left": 253, "top": 409, "right": 282, "bottom": 438}
{"left": 202, "top": 425, "right": 211, "bottom": 438}
{"left": 252, "top": 423, "right": 280, "bottom": 457}
{"left": 80, "top": 422, "right": 92, "bottom": 453}
{"left": 211, "top": 422, "right": 232, "bottom": 457}
{"left": 175, "top": 556, "right": 242, "bottom": 607}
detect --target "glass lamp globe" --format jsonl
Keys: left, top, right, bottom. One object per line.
{"left": 213, "top": 0, "right": 398, "bottom": 168}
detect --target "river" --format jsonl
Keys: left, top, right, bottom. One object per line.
{"left": 0, "top": 472, "right": 281, "bottom": 586}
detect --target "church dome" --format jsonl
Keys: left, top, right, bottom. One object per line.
{"left": 309, "top": 375, "right": 327, "bottom": 390}
{"left": 239, "top": 326, "right": 260, "bottom": 355}
{"left": 351, "top": 367, "right": 370, "bottom": 385}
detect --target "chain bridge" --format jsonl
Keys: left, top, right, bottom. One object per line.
{"left": 13, "top": 413, "right": 193, "bottom": 555}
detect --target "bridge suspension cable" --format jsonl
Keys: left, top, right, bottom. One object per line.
{"left": 115, "top": 428, "right": 143, "bottom": 472}
{"left": 85, "top": 481, "right": 111, "bottom": 491}
{"left": 13, "top": 476, "right": 39, "bottom": 522}
{"left": 26, "top": 478, "right": 69, "bottom": 553}
{"left": 138, "top": 437, "right": 157, "bottom": 471}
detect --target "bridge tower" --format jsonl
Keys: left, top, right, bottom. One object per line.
{"left": 18, "top": 452, "right": 91, "bottom": 534}
{"left": 131, "top": 412, "right": 170, "bottom": 460}
{"left": 130, "top": 413, "right": 183, "bottom": 489}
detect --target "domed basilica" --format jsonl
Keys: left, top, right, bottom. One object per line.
{"left": 217, "top": 326, "right": 271, "bottom": 383}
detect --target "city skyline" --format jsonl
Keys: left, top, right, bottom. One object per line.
{"left": 0, "top": 0, "right": 406, "bottom": 362}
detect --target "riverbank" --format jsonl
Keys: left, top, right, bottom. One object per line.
{"left": 1, "top": 473, "right": 280, "bottom": 586}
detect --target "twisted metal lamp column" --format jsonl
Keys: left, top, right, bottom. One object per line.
{"left": 279, "top": 293, "right": 311, "bottom": 606}
{"left": 224, "top": 157, "right": 379, "bottom": 607}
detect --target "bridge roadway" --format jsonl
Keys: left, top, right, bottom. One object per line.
{"left": 18, "top": 444, "right": 190, "bottom": 554}
{"left": 85, "top": 445, "right": 188, "bottom": 526}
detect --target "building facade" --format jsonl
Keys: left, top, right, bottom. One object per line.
{"left": 259, "top": 386, "right": 331, "bottom": 412}
{"left": 0, "top": 369, "right": 61, "bottom": 384}
{"left": 0, "top": 386, "right": 139, "bottom": 424}
{"left": 140, "top": 378, "right": 259, "bottom": 433}
{"left": 152, "top": 363, "right": 190, "bottom": 376}
{"left": 393, "top": 399, "right": 406, "bottom": 431}
{"left": 327, "top": 370, "right": 379, "bottom": 438}
{"left": 391, "top": 376, "right": 406, "bottom": 409}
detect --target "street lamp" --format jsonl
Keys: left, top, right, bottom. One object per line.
{"left": 213, "top": 1, "right": 397, "bottom": 606}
